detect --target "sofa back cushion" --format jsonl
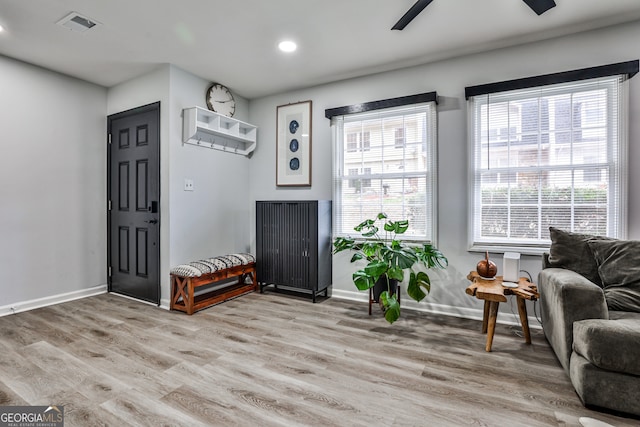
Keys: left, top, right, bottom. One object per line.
{"left": 587, "top": 239, "right": 640, "bottom": 313}
{"left": 547, "top": 227, "right": 613, "bottom": 287}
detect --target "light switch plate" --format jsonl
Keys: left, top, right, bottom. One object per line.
{"left": 184, "top": 179, "right": 194, "bottom": 191}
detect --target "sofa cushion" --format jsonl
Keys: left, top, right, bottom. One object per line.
{"left": 587, "top": 239, "right": 640, "bottom": 313}
{"left": 573, "top": 318, "right": 640, "bottom": 376}
{"left": 547, "top": 227, "right": 613, "bottom": 287}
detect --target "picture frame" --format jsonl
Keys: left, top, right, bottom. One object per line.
{"left": 276, "top": 100, "right": 312, "bottom": 186}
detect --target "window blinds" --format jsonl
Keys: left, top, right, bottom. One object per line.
{"left": 331, "top": 102, "right": 438, "bottom": 241}
{"left": 468, "top": 75, "right": 629, "bottom": 250}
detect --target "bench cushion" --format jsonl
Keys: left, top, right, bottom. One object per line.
{"left": 170, "top": 253, "right": 255, "bottom": 277}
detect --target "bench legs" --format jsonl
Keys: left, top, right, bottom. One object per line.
{"left": 170, "top": 265, "right": 257, "bottom": 315}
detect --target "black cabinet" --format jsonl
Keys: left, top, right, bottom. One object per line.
{"left": 256, "top": 200, "right": 332, "bottom": 302}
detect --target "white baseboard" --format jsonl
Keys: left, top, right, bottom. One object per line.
{"left": 0, "top": 284, "right": 108, "bottom": 317}
{"left": 331, "top": 289, "right": 542, "bottom": 329}
{"left": 0, "top": 285, "right": 541, "bottom": 330}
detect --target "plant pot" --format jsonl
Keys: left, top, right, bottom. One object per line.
{"left": 372, "top": 275, "right": 399, "bottom": 303}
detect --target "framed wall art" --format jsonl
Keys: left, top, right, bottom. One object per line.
{"left": 276, "top": 100, "right": 312, "bottom": 186}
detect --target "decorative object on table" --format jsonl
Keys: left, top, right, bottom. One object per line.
{"left": 502, "top": 252, "right": 521, "bottom": 282}
{"left": 476, "top": 250, "right": 497, "bottom": 279}
{"left": 332, "top": 212, "right": 448, "bottom": 324}
{"left": 206, "top": 83, "right": 235, "bottom": 117}
{"left": 276, "top": 100, "right": 312, "bottom": 186}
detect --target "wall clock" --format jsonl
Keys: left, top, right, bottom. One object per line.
{"left": 206, "top": 83, "right": 235, "bottom": 117}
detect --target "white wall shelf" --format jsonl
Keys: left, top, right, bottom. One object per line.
{"left": 182, "top": 106, "right": 257, "bottom": 156}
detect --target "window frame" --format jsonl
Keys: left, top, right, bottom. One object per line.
{"left": 326, "top": 92, "right": 439, "bottom": 244}
{"left": 465, "top": 61, "right": 637, "bottom": 254}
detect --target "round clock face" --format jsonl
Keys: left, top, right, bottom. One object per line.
{"left": 206, "top": 83, "right": 235, "bottom": 117}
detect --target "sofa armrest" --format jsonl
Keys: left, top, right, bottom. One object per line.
{"left": 538, "top": 268, "right": 608, "bottom": 373}
{"left": 542, "top": 252, "right": 551, "bottom": 269}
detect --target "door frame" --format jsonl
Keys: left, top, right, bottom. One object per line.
{"left": 106, "top": 101, "right": 161, "bottom": 304}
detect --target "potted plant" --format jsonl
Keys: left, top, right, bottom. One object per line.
{"left": 333, "top": 213, "right": 448, "bottom": 324}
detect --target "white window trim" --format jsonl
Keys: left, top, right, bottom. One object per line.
{"left": 331, "top": 102, "right": 438, "bottom": 244}
{"left": 467, "top": 76, "right": 630, "bottom": 254}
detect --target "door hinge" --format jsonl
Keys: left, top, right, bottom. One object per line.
{"left": 108, "top": 134, "right": 112, "bottom": 144}
{"left": 108, "top": 200, "right": 112, "bottom": 211}
{"left": 108, "top": 266, "right": 112, "bottom": 277}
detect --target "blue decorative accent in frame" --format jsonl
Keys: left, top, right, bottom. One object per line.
{"left": 276, "top": 100, "right": 312, "bottom": 186}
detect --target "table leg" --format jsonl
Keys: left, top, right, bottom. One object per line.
{"left": 485, "top": 301, "right": 499, "bottom": 352}
{"left": 482, "top": 300, "right": 490, "bottom": 334}
{"left": 517, "top": 296, "right": 531, "bottom": 344}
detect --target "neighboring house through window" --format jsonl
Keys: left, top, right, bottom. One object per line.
{"left": 466, "top": 61, "right": 637, "bottom": 252}
{"left": 326, "top": 92, "right": 439, "bottom": 241}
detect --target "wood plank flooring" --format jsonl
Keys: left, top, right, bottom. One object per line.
{"left": 0, "top": 292, "right": 636, "bottom": 426}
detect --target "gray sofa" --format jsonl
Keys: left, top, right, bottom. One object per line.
{"left": 538, "top": 227, "right": 640, "bottom": 417}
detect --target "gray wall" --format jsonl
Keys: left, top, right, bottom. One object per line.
{"left": 248, "top": 21, "right": 640, "bottom": 323}
{"left": 0, "top": 54, "right": 107, "bottom": 313}
{"left": 107, "top": 64, "right": 251, "bottom": 306}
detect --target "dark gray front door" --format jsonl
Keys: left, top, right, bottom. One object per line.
{"left": 107, "top": 102, "right": 160, "bottom": 304}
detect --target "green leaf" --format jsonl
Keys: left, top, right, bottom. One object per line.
{"left": 381, "top": 246, "right": 417, "bottom": 270}
{"left": 364, "top": 260, "right": 388, "bottom": 278}
{"left": 377, "top": 212, "right": 388, "bottom": 220}
{"left": 380, "top": 292, "right": 400, "bottom": 324}
{"left": 332, "top": 236, "right": 356, "bottom": 254}
{"left": 407, "top": 271, "right": 431, "bottom": 302}
{"left": 415, "top": 244, "right": 449, "bottom": 269}
{"left": 361, "top": 242, "right": 381, "bottom": 259}
{"left": 361, "top": 227, "right": 378, "bottom": 238}
{"left": 354, "top": 219, "right": 374, "bottom": 232}
{"left": 353, "top": 270, "right": 374, "bottom": 291}
{"left": 350, "top": 253, "right": 364, "bottom": 263}
{"left": 387, "top": 267, "right": 404, "bottom": 282}
{"left": 393, "top": 220, "right": 409, "bottom": 234}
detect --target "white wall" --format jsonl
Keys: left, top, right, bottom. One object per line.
{"left": 248, "top": 20, "right": 640, "bottom": 323}
{"left": 107, "top": 64, "right": 251, "bottom": 306}
{"left": 0, "top": 55, "right": 107, "bottom": 312}
{"left": 167, "top": 66, "right": 252, "bottom": 305}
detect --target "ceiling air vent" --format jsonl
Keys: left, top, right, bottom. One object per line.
{"left": 56, "top": 12, "right": 100, "bottom": 33}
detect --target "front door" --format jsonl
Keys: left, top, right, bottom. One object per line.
{"left": 107, "top": 102, "right": 160, "bottom": 304}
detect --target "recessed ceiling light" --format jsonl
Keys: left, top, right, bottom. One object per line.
{"left": 278, "top": 40, "right": 297, "bottom": 53}
{"left": 0, "top": 25, "right": 4, "bottom": 32}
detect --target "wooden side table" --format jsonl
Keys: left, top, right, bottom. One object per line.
{"left": 465, "top": 271, "right": 539, "bottom": 352}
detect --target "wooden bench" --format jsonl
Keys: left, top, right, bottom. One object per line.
{"left": 170, "top": 253, "right": 257, "bottom": 315}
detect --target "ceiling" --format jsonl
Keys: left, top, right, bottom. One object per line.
{"left": 1, "top": 0, "right": 640, "bottom": 99}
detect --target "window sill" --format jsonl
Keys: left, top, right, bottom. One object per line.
{"left": 468, "top": 244, "right": 550, "bottom": 256}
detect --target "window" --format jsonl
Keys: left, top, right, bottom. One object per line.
{"left": 466, "top": 62, "right": 636, "bottom": 252}
{"left": 329, "top": 96, "right": 438, "bottom": 241}
{"left": 394, "top": 127, "right": 405, "bottom": 148}
{"left": 346, "top": 131, "right": 370, "bottom": 152}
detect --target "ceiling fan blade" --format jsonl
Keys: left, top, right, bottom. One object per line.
{"left": 391, "top": 0, "right": 434, "bottom": 31}
{"left": 522, "top": 0, "right": 556, "bottom": 15}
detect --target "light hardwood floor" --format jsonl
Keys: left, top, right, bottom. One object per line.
{"left": 0, "top": 292, "right": 636, "bottom": 427}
